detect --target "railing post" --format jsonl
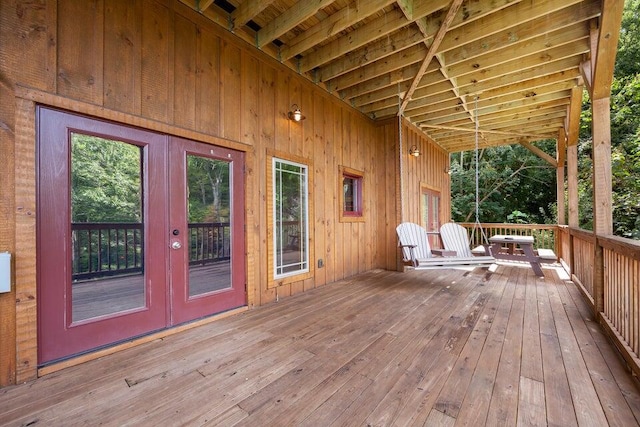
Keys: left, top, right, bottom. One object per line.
{"left": 593, "top": 237, "right": 605, "bottom": 313}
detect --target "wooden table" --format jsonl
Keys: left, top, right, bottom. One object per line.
{"left": 488, "top": 235, "right": 544, "bottom": 277}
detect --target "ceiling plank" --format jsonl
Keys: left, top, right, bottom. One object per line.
{"left": 437, "top": 0, "right": 587, "bottom": 53}
{"left": 444, "top": 23, "right": 589, "bottom": 79}
{"left": 299, "top": 0, "right": 451, "bottom": 72}
{"left": 279, "top": 0, "right": 397, "bottom": 61}
{"left": 256, "top": 0, "right": 335, "bottom": 48}
{"left": 318, "top": 0, "right": 519, "bottom": 82}
{"left": 399, "top": 0, "right": 464, "bottom": 115}
{"left": 231, "top": 0, "right": 276, "bottom": 30}
{"left": 421, "top": 123, "right": 540, "bottom": 139}
{"left": 442, "top": 0, "right": 600, "bottom": 67}
{"left": 329, "top": 43, "right": 433, "bottom": 92}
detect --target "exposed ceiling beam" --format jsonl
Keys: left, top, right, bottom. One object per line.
{"left": 319, "top": 0, "right": 518, "bottom": 82}
{"left": 399, "top": 0, "right": 464, "bottom": 115}
{"left": 421, "top": 123, "right": 540, "bottom": 139}
{"left": 256, "top": 0, "right": 335, "bottom": 48}
{"left": 198, "top": 0, "right": 215, "bottom": 12}
{"left": 520, "top": 141, "right": 558, "bottom": 167}
{"left": 299, "top": 0, "right": 451, "bottom": 72}
{"left": 279, "top": 0, "right": 397, "bottom": 61}
{"left": 231, "top": 0, "right": 276, "bottom": 31}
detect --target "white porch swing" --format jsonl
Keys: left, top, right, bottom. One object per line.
{"left": 396, "top": 97, "right": 495, "bottom": 270}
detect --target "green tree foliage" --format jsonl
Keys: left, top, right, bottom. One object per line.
{"left": 71, "top": 134, "right": 142, "bottom": 223}
{"left": 450, "top": 142, "right": 556, "bottom": 224}
{"left": 187, "top": 156, "right": 230, "bottom": 223}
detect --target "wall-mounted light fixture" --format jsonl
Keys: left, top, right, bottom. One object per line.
{"left": 409, "top": 145, "right": 420, "bottom": 157}
{"left": 288, "top": 104, "right": 306, "bottom": 122}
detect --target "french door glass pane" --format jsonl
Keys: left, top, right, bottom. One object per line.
{"left": 274, "top": 159, "right": 308, "bottom": 277}
{"left": 70, "top": 133, "right": 145, "bottom": 322}
{"left": 186, "top": 155, "right": 232, "bottom": 297}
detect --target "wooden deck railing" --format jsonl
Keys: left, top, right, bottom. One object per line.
{"left": 599, "top": 235, "right": 640, "bottom": 364}
{"left": 72, "top": 222, "right": 144, "bottom": 281}
{"left": 72, "top": 221, "right": 232, "bottom": 280}
{"left": 188, "top": 222, "right": 231, "bottom": 266}
{"left": 457, "top": 223, "right": 558, "bottom": 253}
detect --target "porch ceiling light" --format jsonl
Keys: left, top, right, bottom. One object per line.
{"left": 288, "top": 104, "right": 305, "bottom": 122}
{"left": 409, "top": 145, "right": 420, "bottom": 157}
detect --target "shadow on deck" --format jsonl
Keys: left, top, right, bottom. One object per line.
{"left": 1, "top": 264, "right": 639, "bottom": 425}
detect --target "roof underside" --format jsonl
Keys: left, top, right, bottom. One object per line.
{"left": 182, "top": 0, "right": 604, "bottom": 153}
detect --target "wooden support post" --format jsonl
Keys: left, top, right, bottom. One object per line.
{"left": 567, "top": 145, "right": 579, "bottom": 228}
{"left": 592, "top": 96, "right": 613, "bottom": 313}
{"left": 556, "top": 129, "right": 567, "bottom": 225}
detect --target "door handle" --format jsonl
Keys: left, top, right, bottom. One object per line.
{"left": 171, "top": 241, "right": 182, "bottom": 250}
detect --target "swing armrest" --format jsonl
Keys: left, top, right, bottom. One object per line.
{"left": 398, "top": 244, "right": 419, "bottom": 266}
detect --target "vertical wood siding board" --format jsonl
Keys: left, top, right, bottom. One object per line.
{"left": 289, "top": 79, "right": 302, "bottom": 157}
{"left": 392, "top": 122, "right": 401, "bottom": 270}
{"left": 240, "top": 51, "right": 259, "bottom": 147}
{"left": 173, "top": 15, "right": 196, "bottom": 129}
{"left": 301, "top": 85, "right": 313, "bottom": 161}
{"left": 324, "top": 98, "right": 336, "bottom": 284}
{"left": 253, "top": 66, "right": 273, "bottom": 307}
{"left": 274, "top": 72, "right": 289, "bottom": 153}
{"left": 221, "top": 40, "right": 241, "bottom": 141}
{"left": 364, "top": 123, "right": 373, "bottom": 271}
{"left": 103, "top": 0, "right": 140, "bottom": 113}
{"left": 313, "top": 93, "right": 326, "bottom": 287}
{"left": 57, "top": 0, "right": 104, "bottom": 103}
{"left": 196, "top": 28, "right": 221, "bottom": 136}
{"left": 0, "top": 0, "right": 21, "bottom": 386}
{"left": 141, "top": 0, "right": 171, "bottom": 122}
{"left": 133, "top": 0, "right": 143, "bottom": 114}
{"left": 14, "top": 98, "right": 37, "bottom": 383}
{"left": 327, "top": 109, "right": 345, "bottom": 280}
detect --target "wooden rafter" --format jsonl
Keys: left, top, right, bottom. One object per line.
{"left": 399, "top": 0, "right": 464, "bottom": 115}
{"left": 256, "top": 0, "right": 335, "bottom": 48}
{"left": 231, "top": 0, "right": 276, "bottom": 31}
{"left": 519, "top": 141, "right": 558, "bottom": 167}
{"left": 279, "top": 0, "right": 396, "bottom": 61}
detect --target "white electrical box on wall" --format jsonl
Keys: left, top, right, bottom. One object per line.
{"left": 0, "top": 252, "right": 11, "bottom": 293}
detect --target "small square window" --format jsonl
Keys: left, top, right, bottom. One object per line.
{"left": 340, "top": 166, "right": 364, "bottom": 222}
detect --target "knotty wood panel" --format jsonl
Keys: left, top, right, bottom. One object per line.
{"left": 0, "top": 0, "right": 444, "bottom": 383}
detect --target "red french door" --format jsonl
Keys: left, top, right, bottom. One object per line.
{"left": 421, "top": 187, "right": 441, "bottom": 248}
{"left": 168, "top": 137, "right": 246, "bottom": 324}
{"left": 37, "top": 108, "right": 245, "bottom": 364}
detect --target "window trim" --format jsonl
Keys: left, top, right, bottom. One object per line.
{"left": 266, "top": 151, "right": 314, "bottom": 288}
{"left": 339, "top": 166, "right": 365, "bottom": 223}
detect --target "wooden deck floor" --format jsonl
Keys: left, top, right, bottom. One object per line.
{"left": 2, "top": 264, "right": 640, "bottom": 426}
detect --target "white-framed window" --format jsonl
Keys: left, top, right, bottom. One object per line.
{"left": 273, "top": 157, "right": 309, "bottom": 279}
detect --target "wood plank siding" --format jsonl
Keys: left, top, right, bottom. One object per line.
{"left": 1, "top": 266, "right": 639, "bottom": 425}
{"left": 0, "top": 0, "right": 449, "bottom": 384}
